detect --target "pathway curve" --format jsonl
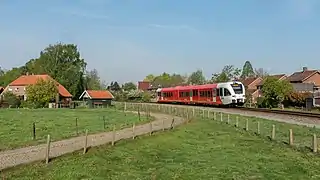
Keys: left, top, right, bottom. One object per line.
{"left": 0, "top": 112, "right": 184, "bottom": 170}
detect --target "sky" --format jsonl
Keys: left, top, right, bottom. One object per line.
{"left": 1, "top": 0, "right": 320, "bottom": 84}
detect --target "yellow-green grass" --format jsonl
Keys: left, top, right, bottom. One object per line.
{"left": 3, "top": 116, "right": 320, "bottom": 179}
{"left": 0, "top": 108, "right": 151, "bottom": 151}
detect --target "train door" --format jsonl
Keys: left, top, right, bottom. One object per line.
{"left": 220, "top": 88, "right": 232, "bottom": 104}
{"left": 212, "top": 88, "right": 216, "bottom": 103}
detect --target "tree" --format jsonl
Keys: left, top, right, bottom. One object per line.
{"left": 261, "top": 77, "right": 293, "bottom": 108}
{"left": 0, "top": 67, "right": 24, "bottom": 87}
{"left": 122, "top": 82, "right": 137, "bottom": 91}
{"left": 25, "top": 78, "right": 59, "bottom": 108}
{"left": 144, "top": 74, "right": 155, "bottom": 82}
{"left": 85, "top": 69, "right": 103, "bottom": 90}
{"left": 240, "top": 61, "right": 255, "bottom": 78}
{"left": 255, "top": 68, "right": 269, "bottom": 78}
{"left": 107, "top": 81, "right": 121, "bottom": 91}
{"left": 2, "top": 92, "right": 21, "bottom": 108}
{"left": 187, "top": 70, "right": 206, "bottom": 85}
{"left": 211, "top": 65, "right": 241, "bottom": 83}
{"left": 27, "top": 43, "right": 87, "bottom": 99}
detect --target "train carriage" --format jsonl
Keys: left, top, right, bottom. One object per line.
{"left": 156, "top": 81, "right": 246, "bottom": 106}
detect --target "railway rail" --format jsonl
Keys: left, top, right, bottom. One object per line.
{"left": 119, "top": 101, "right": 320, "bottom": 119}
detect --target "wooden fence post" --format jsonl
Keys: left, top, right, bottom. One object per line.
{"left": 171, "top": 117, "right": 175, "bottom": 129}
{"left": 257, "top": 122, "right": 260, "bottom": 135}
{"left": 83, "top": 129, "right": 88, "bottom": 154}
{"left": 192, "top": 108, "right": 195, "bottom": 117}
{"left": 313, "top": 134, "right": 318, "bottom": 153}
{"left": 45, "top": 135, "right": 51, "bottom": 164}
{"left": 214, "top": 112, "right": 216, "bottom": 120}
{"left": 271, "top": 125, "right": 275, "bottom": 140}
{"left": 227, "top": 115, "right": 230, "bottom": 124}
{"left": 162, "top": 119, "right": 165, "bottom": 131}
{"left": 245, "top": 119, "right": 249, "bottom": 131}
{"left": 220, "top": 113, "right": 223, "bottom": 122}
{"left": 75, "top": 118, "right": 79, "bottom": 135}
{"left": 235, "top": 116, "right": 239, "bottom": 127}
{"left": 132, "top": 123, "right": 135, "bottom": 139}
{"left": 32, "top": 122, "right": 36, "bottom": 140}
{"left": 207, "top": 110, "right": 210, "bottom": 118}
{"left": 202, "top": 109, "right": 204, "bottom": 118}
{"left": 289, "top": 129, "right": 293, "bottom": 145}
{"left": 112, "top": 125, "right": 116, "bottom": 146}
{"left": 149, "top": 121, "right": 153, "bottom": 136}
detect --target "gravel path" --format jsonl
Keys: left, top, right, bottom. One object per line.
{"left": 0, "top": 112, "right": 184, "bottom": 171}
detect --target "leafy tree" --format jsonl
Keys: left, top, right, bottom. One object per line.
{"left": 144, "top": 74, "right": 155, "bottom": 82}
{"left": 2, "top": 92, "right": 21, "bottom": 108}
{"left": 261, "top": 77, "right": 293, "bottom": 108}
{"left": 240, "top": 61, "right": 255, "bottom": 78}
{"left": 255, "top": 68, "right": 269, "bottom": 78}
{"left": 187, "top": 70, "right": 206, "bottom": 85}
{"left": 85, "top": 69, "right": 103, "bottom": 90}
{"left": 211, "top": 65, "right": 241, "bottom": 83}
{"left": 122, "top": 82, "right": 137, "bottom": 91}
{"left": 26, "top": 43, "right": 87, "bottom": 98}
{"left": 0, "top": 67, "right": 24, "bottom": 86}
{"left": 25, "top": 78, "right": 59, "bottom": 108}
{"left": 107, "top": 81, "right": 121, "bottom": 91}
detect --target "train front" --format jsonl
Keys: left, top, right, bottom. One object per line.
{"left": 229, "top": 81, "right": 246, "bottom": 106}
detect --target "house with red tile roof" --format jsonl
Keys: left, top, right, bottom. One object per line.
{"left": 2, "top": 74, "right": 72, "bottom": 102}
{"left": 287, "top": 67, "right": 320, "bottom": 91}
{"left": 79, "top": 90, "right": 114, "bottom": 108}
{"left": 138, "top": 81, "right": 151, "bottom": 91}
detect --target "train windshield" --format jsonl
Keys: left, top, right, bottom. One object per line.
{"left": 231, "top": 83, "right": 243, "bottom": 94}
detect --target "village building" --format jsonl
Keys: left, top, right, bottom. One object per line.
{"left": 1, "top": 74, "right": 72, "bottom": 105}
{"left": 240, "top": 77, "right": 263, "bottom": 103}
{"left": 79, "top": 90, "right": 114, "bottom": 108}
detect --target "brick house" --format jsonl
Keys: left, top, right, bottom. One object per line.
{"left": 241, "top": 77, "right": 263, "bottom": 103}
{"left": 287, "top": 67, "right": 320, "bottom": 105}
{"left": 287, "top": 67, "right": 320, "bottom": 91}
{"left": 1, "top": 74, "right": 72, "bottom": 103}
{"left": 79, "top": 90, "right": 114, "bottom": 108}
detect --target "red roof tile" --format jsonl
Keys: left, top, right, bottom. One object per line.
{"left": 242, "top": 77, "right": 259, "bottom": 87}
{"left": 9, "top": 74, "right": 72, "bottom": 97}
{"left": 287, "top": 70, "right": 318, "bottom": 82}
{"left": 86, "top": 90, "right": 114, "bottom": 99}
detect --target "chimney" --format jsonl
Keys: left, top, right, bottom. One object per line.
{"left": 303, "top": 67, "right": 308, "bottom": 72}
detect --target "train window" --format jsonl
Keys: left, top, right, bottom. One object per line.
{"left": 186, "top": 92, "right": 190, "bottom": 97}
{"left": 193, "top": 90, "right": 198, "bottom": 96}
{"left": 219, "top": 88, "right": 223, "bottom": 96}
{"left": 208, "top": 91, "right": 212, "bottom": 97}
{"left": 224, "top": 89, "right": 231, "bottom": 96}
{"left": 231, "top": 83, "right": 243, "bottom": 94}
{"left": 213, "top": 89, "right": 216, "bottom": 97}
{"left": 216, "top": 89, "right": 219, "bottom": 96}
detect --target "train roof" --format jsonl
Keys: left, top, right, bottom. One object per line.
{"left": 161, "top": 83, "right": 218, "bottom": 91}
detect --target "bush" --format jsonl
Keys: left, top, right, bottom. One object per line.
{"left": 2, "top": 92, "right": 21, "bottom": 108}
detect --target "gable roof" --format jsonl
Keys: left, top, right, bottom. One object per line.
{"left": 287, "top": 70, "right": 318, "bottom": 82}
{"left": 79, "top": 90, "right": 114, "bottom": 99}
{"left": 8, "top": 74, "right": 72, "bottom": 97}
{"left": 241, "top": 77, "right": 261, "bottom": 87}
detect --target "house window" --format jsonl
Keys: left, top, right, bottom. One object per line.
{"left": 8, "top": 88, "right": 12, "bottom": 91}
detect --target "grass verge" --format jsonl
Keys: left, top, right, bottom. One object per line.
{"left": 2, "top": 117, "right": 320, "bottom": 179}
{"left": 0, "top": 108, "right": 152, "bottom": 151}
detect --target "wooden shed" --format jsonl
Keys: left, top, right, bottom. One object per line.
{"left": 79, "top": 90, "right": 114, "bottom": 108}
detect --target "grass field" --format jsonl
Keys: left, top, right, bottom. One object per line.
{"left": 3, "top": 115, "right": 320, "bottom": 180}
{"left": 0, "top": 108, "right": 151, "bottom": 151}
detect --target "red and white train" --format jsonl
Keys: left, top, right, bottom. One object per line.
{"left": 156, "top": 81, "right": 246, "bottom": 107}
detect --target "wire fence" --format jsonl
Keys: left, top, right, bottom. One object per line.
{"left": 114, "top": 102, "right": 320, "bottom": 153}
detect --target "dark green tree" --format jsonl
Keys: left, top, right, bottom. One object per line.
{"left": 122, "top": 82, "right": 137, "bottom": 91}
{"left": 240, "top": 61, "right": 255, "bottom": 78}
{"left": 211, "top": 65, "right": 241, "bottom": 83}
{"left": 187, "top": 70, "right": 206, "bottom": 85}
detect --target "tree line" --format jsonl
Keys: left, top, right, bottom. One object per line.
{"left": 0, "top": 42, "right": 309, "bottom": 108}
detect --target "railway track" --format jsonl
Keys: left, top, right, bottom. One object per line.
{"left": 121, "top": 102, "right": 320, "bottom": 119}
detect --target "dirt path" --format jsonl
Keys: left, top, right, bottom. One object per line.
{"left": 0, "top": 112, "right": 184, "bottom": 170}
